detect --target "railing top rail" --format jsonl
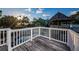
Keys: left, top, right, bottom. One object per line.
{"left": 1, "top": 27, "right": 79, "bottom": 51}
{"left": 0, "top": 27, "right": 73, "bottom": 32}
{"left": 11, "top": 27, "right": 39, "bottom": 32}
{"left": 69, "top": 29, "right": 79, "bottom": 36}
{"left": 0, "top": 28, "right": 11, "bottom": 31}
{"left": 40, "top": 27, "right": 68, "bottom": 31}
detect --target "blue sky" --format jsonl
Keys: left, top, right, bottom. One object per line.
{"left": 0, "top": 8, "right": 79, "bottom": 21}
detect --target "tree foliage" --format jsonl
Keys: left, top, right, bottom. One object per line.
{"left": 0, "top": 16, "right": 30, "bottom": 29}
{"left": 32, "top": 18, "right": 48, "bottom": 27}
{"left": 0, "top": 16, "right": 17, "bottom": 28}
{"left": 70, "top": 11, "right": 79, "bottom": 24}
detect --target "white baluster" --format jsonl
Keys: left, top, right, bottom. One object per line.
{"left": 31, "top": 28, "right": 33, "bottom": 41}
{"left": 49, "top": 28, "right": 51, "bottom": 40}
{"left": 39, "top": 27, "right": 40, "bottom": 36}
{"left": 62, "top": 31, "right": 64, "bottom": 42}
{"left": 58, "top": 30, "right": 59, "bottom": 40}
{"left": 64, "top": 31, "right": 66, "bottom": 42}
{"left": 19, "top": 31, "right": 20, "bottom": 44}
{"left": 7, "top": 29, "right": 12, "bottom": 51}
{"left": 60, "top": 30, "right": 61, "bottom": 41}
{"left": 2, "top": 31, "right": 4, "bottom": 44}
{"left": 16, "top": 31, "right": 18, "bottom": 45}
{"left": 22, "top": 31, "right": 23, "bottom": 43}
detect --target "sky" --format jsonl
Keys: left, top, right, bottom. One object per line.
{"left": 0, "top": 8, "right": 79, "bottom": 21}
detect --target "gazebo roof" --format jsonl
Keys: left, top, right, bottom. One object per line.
{"left": 50, "top": 12, "right": 70, "bottom": 21}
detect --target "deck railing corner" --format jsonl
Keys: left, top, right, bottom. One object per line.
{"left": 0, "top": 27, "right": 79, "bottom": 51}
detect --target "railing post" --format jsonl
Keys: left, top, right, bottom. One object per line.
{"left": 31, "top": 28, "right": 33, "bottom": 41}
{"left": 7, "top": 29, "right": 12, "bottom": 51}
{"left": 73, "top": 32, "right": 79, "bottom": 51}
{"left": 73, "top": 34, "right": 76, "bottom": 51}
{"left": 67, "top": 30, "right": 74, "bottom": 51}
{"left": 68, "top": 30, "right": 79, "bottom": 51}
{"left": 49, "top": 28, "right": 51, "bottom": 40}
{"left": 39, "top": 27, "right": 40, "bottom": 36}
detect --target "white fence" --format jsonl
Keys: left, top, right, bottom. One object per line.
{"left": 7, "top": 27, "right": 39, "bottom": 51}
{"left": 40, "top": 27, "right": 68, "bottom": 43}
{"left": 67, "top": 30, "right": 79, "bottom": 51}
{"left": 0, "top": 27, "right": 79, "bottom": 51}
{"left": 0, "top": 28, "right": 9, "bottom": 46}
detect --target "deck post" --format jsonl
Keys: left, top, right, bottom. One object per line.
{"left": 73, "top": 34, "right": 76, "bottom": 51}
{"left": 7, "top": 29, "right": 12, "bottom": 51}
{"left": 72, "top": 31, "right": 79, "bottom": 51}
{"left": 49, "top": 28, "right": 51, "bottom": 40}
{"left": 39, "top": 27, "right": 40, "bottom": 36}
{"left": 67, "top": 30, "right": 74, "bottom": 51}
{"left": 31, "top": 28, "right": 33, "bottom": 41}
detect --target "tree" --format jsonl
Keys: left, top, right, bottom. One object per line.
{"left": 32, "top": 18, "right": 47, "bottom": 27}
{"left": 16, "top": 16, "right": 30, "bottom": 28}
{"left": 70, "top": 11, "right": 79, "bottom": 24}
{"left": 0, "top": 16, "right": 17, "bottom": 28}
{"left": 0, "top": 15, "right": 30, "bottom": 29}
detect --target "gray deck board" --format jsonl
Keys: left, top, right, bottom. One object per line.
{"left": 0, "top": 36, "right": 70, "bottom": 51}
{"left": 35, "top": 37, "right": 70, "bottom": 51}
{"left": 0, "top": 45, "right": 8, "bottom": 51}
{"left": 13, "top": 36, "right": 70, "bottom": 51}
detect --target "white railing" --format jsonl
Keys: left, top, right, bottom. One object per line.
{"left": 0, "top": 28, "right": 9, "bottom": 46}
{"left": 7, "top": 27, "right": 39, "bottom": 51}
{"left": 67, "top": 30, "right": 79, "bottom": 51}
{"left": 40, "top": 27, "right": 68, "bottom": 44}
{"left": 0, "top": 27, "right": 79, "bottom": 51}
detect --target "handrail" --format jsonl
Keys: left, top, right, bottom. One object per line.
{"left": 40, "top": 27, "right": 68, "bottom": 31}
{"left": 0, "top": 28, "right": 10, "bottom": 31}
{"left": 11, "top": 27, "right": 39, "bottom": 32}
{"left": 0, "top": 27, "right": 79, "bottom": 51}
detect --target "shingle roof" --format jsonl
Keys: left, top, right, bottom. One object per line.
{"left": 50, "top": 12, "right": 70, "bottom": 21}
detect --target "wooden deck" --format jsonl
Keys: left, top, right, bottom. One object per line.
{"left": 13, "top": 36, "right": 70, "bottom": 51}
{"left": 0, "top": 45, "right": 8, "bottom": 51}
{"left": 0, "top": 36, "right": 70, "bottom": 51}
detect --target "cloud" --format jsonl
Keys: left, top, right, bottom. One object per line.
{"left": 70, "top": 10, "right": 79, "bottom": 15}
{"left": 42, "top": 14, "right": 50, "bottom": 17}
{"left": 36, "top": 8, "right": 44, "bottom": 14}
{"left": 12, "top": 12, "right": 26, "bottom": 17}
{"left": 25, "top": 8, "right": 32, "bottom": 12}
{"left": 11, "top": 11, "right": 33, "bottom": 21}
{"left": 27, "top": 14, "right": 33, "bottom": 21}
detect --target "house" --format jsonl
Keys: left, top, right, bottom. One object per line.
{"left": 48, "top": 12, "right": 74, "bottom": 27}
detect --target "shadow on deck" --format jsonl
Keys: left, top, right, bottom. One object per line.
{"left": 0, "top": 36, "right": 70, "bottom": 51}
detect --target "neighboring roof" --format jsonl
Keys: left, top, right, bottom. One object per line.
{"left": 50, "top": 12, "right": 70, "bottom": 21}
{"left": 69, "top": 11, "right": 79, "bottom": 20}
